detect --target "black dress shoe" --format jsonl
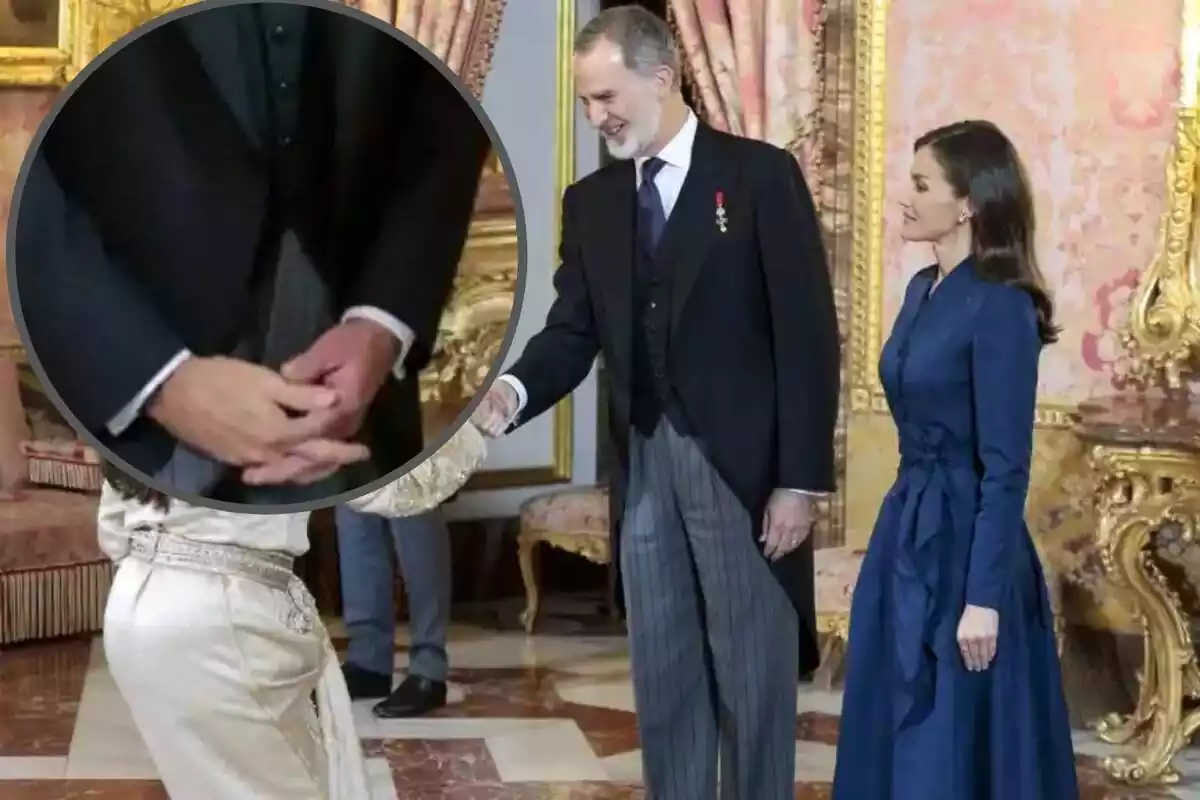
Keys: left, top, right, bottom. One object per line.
{"left": 372, "top": 674, "right": 447, "bottom": 718}
{"left": 341, "top": 662, "right": 393, "bottom": 700}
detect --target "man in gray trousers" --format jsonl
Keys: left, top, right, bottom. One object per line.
{"left": 336, "top": 506, "right": 451, "bottom": 717}
{"left": 472, "top": 7, "right": 839, "bottom": 798}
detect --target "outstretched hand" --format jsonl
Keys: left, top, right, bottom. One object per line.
{"left": 472, "top": 381, "right": 518, "bottom": 437}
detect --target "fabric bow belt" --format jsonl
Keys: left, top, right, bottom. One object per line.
{"left": 891, "top": 427, "right": 974, "bottom": 732}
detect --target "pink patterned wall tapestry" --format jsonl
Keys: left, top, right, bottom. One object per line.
{"left": 882, "top": 0, "right": 1180, "bottom": 405}
{"left": 0, "top": 90, "right": 55, "bottom": 350}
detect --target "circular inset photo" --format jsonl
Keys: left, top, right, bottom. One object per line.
{"left": 8, "top": 0, "right": 524, "bottom": 511}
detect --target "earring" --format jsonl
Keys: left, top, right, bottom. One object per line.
{"left": 957, "top": 211, "right": 970, "bottom": 225}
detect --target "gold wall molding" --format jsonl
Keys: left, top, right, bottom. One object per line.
{"left": 847, "top": 0, "right": 1075, "bottom": 430}
{"left": 0, "top": 0, "right": 83, "bottom": 85}
{"left": 0, "top": 0, "right": 200, "bottom": 85}
{"left": 464, "top": 0, "right": 576, "bottom": 491}
{"left": 1121, "top": 0, "right": 1200, "bottom": 389}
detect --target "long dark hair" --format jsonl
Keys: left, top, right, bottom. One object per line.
{"left": 102, "top": 461, "right": 171, "bottom": 512}
{"left": 914, "top": 120, "right": 1060, "bottom": 345}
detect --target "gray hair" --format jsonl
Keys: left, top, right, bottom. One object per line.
{"left": 574, "top": 5, "right": 680, "bottom": 82}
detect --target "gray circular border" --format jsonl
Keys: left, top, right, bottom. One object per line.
{"left": 6, "top": 0, "right": 529, "bottom": 515}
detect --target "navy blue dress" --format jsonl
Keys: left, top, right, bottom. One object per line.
{"left": 832, "top": 261, "right": 1078, "bottom": 799}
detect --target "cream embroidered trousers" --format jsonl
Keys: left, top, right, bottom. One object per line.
{"left": 102, "top": 529, "right": 369, "bottom": 800}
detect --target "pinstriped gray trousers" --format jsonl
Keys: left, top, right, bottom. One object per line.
{"left": 622, "top": 419, "right": 798, "bottom": 799}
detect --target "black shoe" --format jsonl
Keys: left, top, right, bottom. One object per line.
{"left": 372, "top": 674, "right": 447, "bottom": 718}
{"left": 341, "top": 663, "right": 393, "bottom": 700}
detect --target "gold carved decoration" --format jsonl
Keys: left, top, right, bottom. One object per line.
{"left": 1121, "top": 5, "right": 1200, "bottom": 389}
{"left": 0, "top": 0, "right": 203, "bottom": 85}
{"left": 0, "top": 0, "right": 82, "bottom": 85}
{"left": 1075, "top": 416, "right": 1200, "bottom": 785}
{"left": 419, "top": 158, "right": 519, "bottom": 432}
{"left": 848, "top": 0, "right": 1073, "bottom": 428}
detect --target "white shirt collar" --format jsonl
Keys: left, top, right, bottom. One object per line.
{"left": 636, "top": 110, "right": 697, "bottom": 181}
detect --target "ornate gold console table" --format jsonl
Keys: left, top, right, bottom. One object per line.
{"left": 1074, "top": 393, "right": 1200, "bottom": 785}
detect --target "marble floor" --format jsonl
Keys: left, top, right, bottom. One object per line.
{"left": 0, "top": 606, "right": 1198, "bottom": 798}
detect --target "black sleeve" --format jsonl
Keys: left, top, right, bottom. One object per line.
{"left": 348, "top": 68, "right": 491, "bottom": 372}
{"left": 13, "top": 153, "right": 186, "bottom": 434}
{"left": 754, "top": 145, "right": 840, "bottom": 492}
{"left": 504, "top": 185, "right": 601, "bottom": 424}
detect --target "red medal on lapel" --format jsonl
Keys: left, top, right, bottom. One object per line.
{"left": 715, "top": 190, "right": 728, "bottom": 233}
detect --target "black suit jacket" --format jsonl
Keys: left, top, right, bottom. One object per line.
{"left": 506, "top": 124, "right": 840, "bottom": 673}
{"left": 13, "top": 2, "right": 490, "bottom": 491}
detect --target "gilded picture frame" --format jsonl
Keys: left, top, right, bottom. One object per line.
{"left": 0, "top": 0, "right": 80, "bottom": 85}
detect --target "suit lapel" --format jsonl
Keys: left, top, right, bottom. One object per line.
{"left": 660, "top": 124, "right": 731, "bottom": 335}
{"left": 176, "top": 6, "right": 266, "bottom": 150}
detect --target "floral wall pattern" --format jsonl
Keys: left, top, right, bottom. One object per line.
{"left": 0, "top": 89, "right": 54, "bottom": 351}
{"left": 881, "top": 0, "right": 1180, "bottom": 404}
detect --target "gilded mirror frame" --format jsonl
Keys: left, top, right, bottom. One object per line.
{"left": 1121, "top": 2, "right": 1200, "bottom": 388}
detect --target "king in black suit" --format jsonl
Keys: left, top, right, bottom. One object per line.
{"left": 13, "top": 0, "right": 491, "bottom": 504}
{"left": 474, "top": 8, "right": 839, "bottom": 799}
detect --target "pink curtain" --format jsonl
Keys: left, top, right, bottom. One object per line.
{"left": 347, "top": 0, "right": 508, "bottom": 98}
{"left": 669, "top": 0, "right": 825, "bottom": 192}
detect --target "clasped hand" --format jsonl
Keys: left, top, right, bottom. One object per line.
{"left": 147, "top": 319, "right": 399, "bottom": 487}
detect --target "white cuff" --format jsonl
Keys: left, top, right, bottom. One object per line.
{"left": 342, "top": 306, "right": 415, "bottom": 381}
{"left": 106, "top": 349, "right": 193, "bottom": 436}
{"left": 496, "top": 374, "right": 527, "bottom": 419}
{"left": 783, "top": 488, "right": 830, "bottom": 498}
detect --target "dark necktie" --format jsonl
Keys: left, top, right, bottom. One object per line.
{"left": 637, "top": 157, "right": 666, "bottom": 254}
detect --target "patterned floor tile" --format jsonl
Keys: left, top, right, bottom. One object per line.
{"left": 3, "top": 624, "right": 1200, "bottom": 798}
{"left": 363, "top": 739, "right": 502, "bottom": 785}
{"left": 0, "top": 636, "right": 91, "bottom": 757}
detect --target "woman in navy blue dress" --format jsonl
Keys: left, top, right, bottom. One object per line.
{"left": 832, "top": 120, "right": 1078, "bottom": 799}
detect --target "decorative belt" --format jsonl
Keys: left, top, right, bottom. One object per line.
{"left": 124, "top": 525, "right": 318, "bottom": 635}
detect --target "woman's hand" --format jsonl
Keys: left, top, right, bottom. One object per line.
{"left": 956, "top": 604, "right": 999, "bottom": 672}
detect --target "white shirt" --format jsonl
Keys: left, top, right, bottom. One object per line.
{"left": 97, "top": 481, "right": 314, "bottom": 559}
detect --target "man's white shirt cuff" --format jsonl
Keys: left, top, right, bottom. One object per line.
{"left": 342, "top": 306, "right": 415, "bottom": 380}
{"left": 106, "top": 348, "right": 193, "bottom": 436}
{"left": 496, "top": 374, "right": 527, "bottom": 424}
